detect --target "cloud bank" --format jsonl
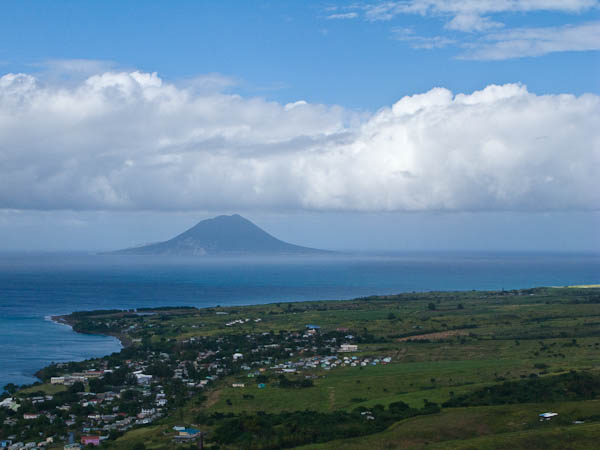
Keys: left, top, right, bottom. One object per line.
{"left": 0, "top": 71, "right": 598, "bottom": 212}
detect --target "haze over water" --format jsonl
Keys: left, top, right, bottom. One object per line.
{"left": 1, "top": 252, "right": 598, "bottom": 387}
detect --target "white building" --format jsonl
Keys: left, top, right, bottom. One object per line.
{"left": 339, "top": 344, "right": 358, "bottom": 352}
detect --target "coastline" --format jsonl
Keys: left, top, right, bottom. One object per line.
{"left": 49, "top": 313, "right": 132, "bottom": 348}
{"left": 21, "top": 284, "right": 600, "bottom": 389}
{"left": 2, "top": 288, "right": 598, "bottom": 448}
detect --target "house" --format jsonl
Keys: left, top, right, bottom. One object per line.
{"left": 80, "top": 435, "right": 100, "bottom": 446}
{"left": 539, "top": 412, "right": 558, "bottom": 421}
{"left": 23, "top": 413, "right": 39, "bottom": 420}
{"left": 339, "top": 344, "right": 358, "bottom": 352}
{"left": 64, "top": 444, "right": 82, "bottom": 450}
{"left": 133, "top": 372, "right": 152, "bottom": 385}
{"left": 233, "top": 353, "right": 243, "bottom": 360}
{"left": 0, "top": 398, "right": 19, "bottom": 412}
{"left": 178, "top": 428, "right": 201, "bottom": 438}
{"left": 139, "top": 408, "right": 156, "bottom": 418}
{"left": 173, "top": 427, "right": 203, "bottom": 444}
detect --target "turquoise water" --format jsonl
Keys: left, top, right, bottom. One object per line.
{"left": 1, "top": 252, "right": 598, "bottom": 387}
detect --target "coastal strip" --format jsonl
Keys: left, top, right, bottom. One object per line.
{"left": 5, "top": 286, "right": 600, "bottom": 449}
{"left": 50, "top": 313, "right": 132, "bottom": 348}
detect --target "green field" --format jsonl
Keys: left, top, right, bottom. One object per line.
{"left": 14, "top": 286, "right": 599, "bottom": 449}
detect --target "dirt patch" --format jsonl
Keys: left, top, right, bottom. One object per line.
{"left": 397, "top": 329, "right": 469, "bottom": 341}
{"left": 328, "top": 387, "right": 336, "bottom": 410}
{"left": 204, "top": 388, "right": 222, "bottom": 408}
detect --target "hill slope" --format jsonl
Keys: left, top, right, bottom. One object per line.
{"left": 113, "top": 214, "right": 329, "bottom": 256}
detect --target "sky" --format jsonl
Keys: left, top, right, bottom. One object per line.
{"left": 0, "top": 0, "right": 598, "bottom": 252}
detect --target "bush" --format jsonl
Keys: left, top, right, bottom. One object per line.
{"left": 443, "top": 371, "right": 600, "bottom": 407}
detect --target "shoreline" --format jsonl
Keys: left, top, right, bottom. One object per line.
{"left": 49, "top": 313, "right": 132, "bottom": 349}
{"left": 14, "top": 315, "right": 127, "bottom": 385}
{"left": 24, "top": 284, "right": 600, "bottom": 389}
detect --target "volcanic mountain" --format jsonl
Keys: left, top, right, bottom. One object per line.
{"left": 112, "top": 214, "right": 330, "bottom": 256}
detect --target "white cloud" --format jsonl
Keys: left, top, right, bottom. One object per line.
{"left": 445, "top": 13, "right": 503, "bottom": 32}
{"left": 37, "top": 59, "right": 117, "bottom": 75}
{"left": 392, "top": 28, "right": 456, "bottom": 48}
{"left": 461, "top": 20, "right": 600, "bottom": 59}
{"left": 361, "top": 0, "right": 599, "bottom": 31}
{"left": 0, "top": 71, "right": 598, "bottom": 212}
{"left": 327, "top": 12, "right": 359, "bottom": 19}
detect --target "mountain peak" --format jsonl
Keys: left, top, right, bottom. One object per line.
{"left": 113, "top": 214, "right": 329, "bottom": 256}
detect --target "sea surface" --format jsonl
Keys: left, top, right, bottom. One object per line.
{"left": 0, "top": 252, "right": 598, "bottom": 388}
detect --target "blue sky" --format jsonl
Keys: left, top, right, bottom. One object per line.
{"left": 0, "top": 1, "right": 598, "bottom": 251}
{"left": 2, "top": 1, "right": 598, "bottom": 108}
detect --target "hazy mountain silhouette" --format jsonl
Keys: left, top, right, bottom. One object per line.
{"left": 112, "top": 214, "right": 330, "bottom": 256}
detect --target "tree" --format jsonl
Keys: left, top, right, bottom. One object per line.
{"left": 427, "top": 302, "right": 436, "bottom": 311}
{"left": 68, "top": 381, "right": 85, "bottom": 394}
{"left": 88, "top": 377, "right": 106, "bottom": 393}
{"left": 3, "top": 383, "right": 18, "bottom": 394}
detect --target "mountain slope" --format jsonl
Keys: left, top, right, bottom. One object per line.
{"left": 112, "top": 214, "right": 329, "bottom": 256}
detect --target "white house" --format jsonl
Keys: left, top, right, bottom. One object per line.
{"left": 339, "top": 344, "right": 358, "bottom": 352}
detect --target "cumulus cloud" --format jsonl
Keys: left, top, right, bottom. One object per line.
{"left": 0, "top": 71, "right": 598, "bottom": 212}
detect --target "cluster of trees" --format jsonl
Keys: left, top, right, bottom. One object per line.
{"left": 204, "top": 401, "right": 440, "bottom": 449}
{"left": 444, "top": 371, "right": 600, "bottom": 407}
{"left": 277, "top": 374, "right": 313, "bottom": 389}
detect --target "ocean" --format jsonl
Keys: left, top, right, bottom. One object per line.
{"left": 1, "top": 252, "right": 598, "bottom": 388}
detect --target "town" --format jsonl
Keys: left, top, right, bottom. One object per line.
{"left": 1, "top": 287, "right": 600, "bottom": 449}
{"left": 0, "top": 309, "right": 392, "bottom": 449}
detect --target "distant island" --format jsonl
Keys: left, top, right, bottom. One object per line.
{"left": 111, "top": 213, "right": 331, "bottom": 256}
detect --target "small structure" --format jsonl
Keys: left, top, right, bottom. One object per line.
{"left": 133, "top": 371, "right": 153, "bottom": 385}
{"left": 173, "top": 427, "right": 203, "bottom": 446}
{"left": 64, "top": 444, "right": 81, "bottom": 450}
{"left": 232, "top": 353, "right": 244, "bottom": 360}
{"left": 539, "top": 412, "right": 558, "bottom": 421}
{"left": 339, "top": 344, "right": 358, "bottom": 352}
{"left": 258, "top": 383, "right": 266, "bottom": 389}
{"left": 0, "top": 398, "right": 19, "bottom": 412}
{"left": 179, "top": 428, "right": 201, "bottom": 438}
{"left": 80, "top": 435, "right": 100, "bottom": 446}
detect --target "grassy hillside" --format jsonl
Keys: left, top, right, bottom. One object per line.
{"left": 9, "top": 286, "right": 598, "bottom": 449}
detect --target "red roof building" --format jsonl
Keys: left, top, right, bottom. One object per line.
{"left": 81, "top": 435, "right": 100, "bottom": 446}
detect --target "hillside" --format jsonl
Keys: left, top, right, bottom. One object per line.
{"left": 20, "top": 286, "right": 600, "bottom": 450}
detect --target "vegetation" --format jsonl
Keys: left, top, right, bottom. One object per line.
{"left": 1, "top": 286, "right": 600, "bottom": 449}
{"left": 443, "top": 371, "right": 600, "bottom": 407}
{"left": 206, "top": 401, "right": 440, "bottom": 449}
